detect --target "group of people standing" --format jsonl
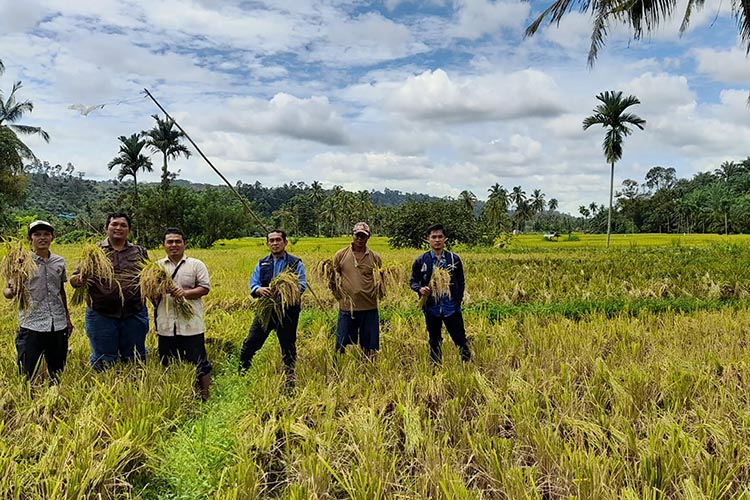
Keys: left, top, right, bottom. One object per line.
{"left": 3, "top": 214, "right": 472, "bottom": 399}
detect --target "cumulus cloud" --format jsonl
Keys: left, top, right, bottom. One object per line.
{"left": 212, "top": 93, "right": 347, "bottom": 146}
{"left": 693, "top": 47, "right": 750, "bottom": 84}
{"left": 385, "top": 68, "right": 566, "bottom": 123}
{"left": 450, "top": 0, "right": 530, "bottom": 40}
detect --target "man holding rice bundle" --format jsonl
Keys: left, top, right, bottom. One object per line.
{"left": 70, "top": 213, "right": 149, "bottom": 370}
{"left": 154, "top": 228, "right": 212, "bottom": 400}
{"left": 331, "top": 222, "right": 383, "bottom": 356}
{"left": 240, "top": 230, "right": 307, "bottom": 385}
{"left": 2, "top": 220, "right": 73, "bottom": 381}
{"left": 410, "top": 223, "right": 471, "bottom": 364}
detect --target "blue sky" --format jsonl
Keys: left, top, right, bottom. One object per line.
{"left": 1, "top": 0, "right": 748, "bottom": 213}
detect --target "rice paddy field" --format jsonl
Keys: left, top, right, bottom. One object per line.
{"left": 2, "top": 233, "right": 750, "bottom": 499}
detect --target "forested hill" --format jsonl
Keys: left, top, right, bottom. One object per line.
{"left": 20, "top": 162, "right": 440, "bottom": 218}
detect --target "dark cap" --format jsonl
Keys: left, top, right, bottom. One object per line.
{"left": 28, "top": 220, "right": 54, "bottom": 237}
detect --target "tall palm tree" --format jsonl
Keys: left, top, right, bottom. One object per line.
{"left": 108, "top": 134, "right": 153, "bottom": 202}
{"left": 583, "top": 91, "right": 646, "bottom": 247}
{"left": 143, "top": 114, "right": 191, "bottom": 191}
{"left": 308, "top": 180, "right": 325, "bottom": 236}
{"left": 510, "top": 186, "right": 526, "bottom": 208}
{"left": 548, "top": 198, "right": 559, "bottom": 211}
{"left": 0, "top": 81, "right": 50, "bottom": 158}
{"left": 715, "top": 161, "right": 740, "bottom": 183}
{"left": 530, "top": 189, "right": 546, "bottom": 214}
{"left": 459, "top": 190, "right": 477, "bottom": 213}
{"left": 525, "top": 0, "right": 750, "bottom": 72}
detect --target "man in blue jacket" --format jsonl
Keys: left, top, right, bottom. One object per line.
{"left": 409, "top": 224, "right": 471, "bottom": 364}
{"left": 240, "top": 230, "right": 307, "bottom": 384}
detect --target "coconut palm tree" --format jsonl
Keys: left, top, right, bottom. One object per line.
{"left": 309, "top": 180, "right": 325, "bottom": 236}
{"left": 583, "top": 91, "right": 646, "bottom": 247}
{"left": 548, "top": 198, "right": 559, "bottom": 211}
{"left": 459, "top": 190, "right": 477, "bottom": 213}
{"left": 0, "top": 81, "right": 50, "bottom": 159}
{"left": 530, "top": 189, "right": 546, "bottom": 214}
{"left": 143, "top": 114, "right": 191, "bottom": 191}
{"left": 108, "top": 134, "right": 153, "bottom": 202}
{"left": 526, "top": 0, "right": 750, "bottom": 72}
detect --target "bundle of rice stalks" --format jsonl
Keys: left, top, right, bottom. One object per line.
{"left": 254, "top": 270, "right": 301, "bottom": 330}
{"left": 0, "top": 238, "right": 38, "bottom": 313}
{"left": 139, "top": 260, "right": 193, "bottom": 320}
{"left": 418, "top": 266, "right": 452, "bottom": 308}
{"left": 315, "top": 259, "right": 343, "bottom": 300}
{"left": 372, "top": 264, "right": 400, "bottom": 299}
{"left": 71, "top": 241, "right": 116, "bottom": 306}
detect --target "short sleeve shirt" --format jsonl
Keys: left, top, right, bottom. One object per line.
{"left": 18, "top": 253, "right": 68, "bottom": 332}
{"left": 155, "top": 256, "right": 210, "bottom": 336}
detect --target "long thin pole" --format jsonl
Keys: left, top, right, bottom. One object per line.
{"left": 142, "top": 88, "right": 327, "bottom": 309}
{"left": 142, "top": 88, "right": 268, "bottom": 233}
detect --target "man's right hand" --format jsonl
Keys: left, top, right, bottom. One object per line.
{"left": 255, "top": 286, "right": 274, "bottom": 297}
{"left": 69, "top": 275, "right": 85, "bottom": 287}
{"left": 419, "top": 286, "right": 432, "bottom": 297}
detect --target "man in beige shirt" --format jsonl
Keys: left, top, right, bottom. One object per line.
{"left": 331, "top": 222, "right": 383, "bottom": 355}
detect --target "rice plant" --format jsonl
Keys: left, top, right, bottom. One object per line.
{"left": 138, "top": 260, "right": 193, "bottom": 320}
{"left": 418, "top": 266, "right": 452, "bottom": 308}
{"left": 253, "top": 270, "right": 301, "bottom": 330}
{"left": 70, "top": 240, "right": 115, "bottom": 306}
{"left": 0, "top": 238, "right": 38, "bottom": 312}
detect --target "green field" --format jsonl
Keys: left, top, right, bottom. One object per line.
{"left": 2, "top": 233, "right": 750, "bottom": 499}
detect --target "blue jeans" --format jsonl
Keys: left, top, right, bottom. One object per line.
{"left": 85, "top": 308, "right": 149, "bottom": 370}
{"left": 336, "top": 309, "right": 379, "bottom": 352}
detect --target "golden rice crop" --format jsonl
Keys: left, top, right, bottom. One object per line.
{"left": 418, "top": 266, "right": 452, "bottom": 308}
{"left": 71, "top": 241, "right": 115, "bottom": 306}
{"left": 253, "top": 270, "right": 300, "bottom": 330}
{"left": 0, "top": 238, "right": 38, "bottom": 313}
{"left": 139, "top": 260, "right": 193, "bottom": 320}
{"left": 372, "top": 264, "right": 399, "bottom": 299}
{"left": 315, "top": 259, "right": 343, "bottom": 300}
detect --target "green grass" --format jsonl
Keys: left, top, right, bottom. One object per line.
{"left": 2, "top": 234, "right": 750, "bottom": 498}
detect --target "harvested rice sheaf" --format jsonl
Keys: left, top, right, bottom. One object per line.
{"left": 0, "top": 238, "right": 38, "bottom": 313}
{"left": 254, "top": 270, "right": 300, "bottom": 330}
{"left": 418, "top": 266, "right": 452, "bottom": 308}
{"left": 315, "top": 259, "right": 344, "bottom": 300}
{"left": 71, "top": 241, "right": 116, "bottom": 306}
{"left": 139, "top": 260, "right": 193, "bottom": 320}
{"left": 372, "top": 264, "right": 399, "bottom": 299}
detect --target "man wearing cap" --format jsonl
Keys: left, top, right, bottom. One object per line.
{"left": 3, "top": 220, "right": 73, "bottom": 381}
{"left": 330, "top": 222, "right": 384, "bottom": 356}
{"left": 70, "top": 213, "right": 150, "bottom": 370}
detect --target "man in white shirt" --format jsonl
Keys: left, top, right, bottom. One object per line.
{"left": 155, "top": 228, "right": 211, "bottom": 400}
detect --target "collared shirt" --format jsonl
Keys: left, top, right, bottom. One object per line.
{"left": 424, "top": 250, "right": 458, "bottom": 318}
{"left": 155, "top": 255, "right": 210, "bottom": 337}
{"left": 17, "top": 252, "right": 68, "bottom": 332}
{"left": 249, "top": 253, "right": 307, "bottom": 296}
{"left": 79, "top": 238, "right": 149, "bottom": 318}
{"left": 333, "top": 245, "right": 383, "bottom": 312}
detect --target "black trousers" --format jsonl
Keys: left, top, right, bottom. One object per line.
{"left": 16, "top": 327, "right": 69, "bottom": 380}
{"left": 240, "top": 306, "right": 300, "bottom": 373}
{"left": 158, "top": 333, "right": 212, "bottom": 379}
{"left": 424, "top": 311, "right": 470, "bottom": 363}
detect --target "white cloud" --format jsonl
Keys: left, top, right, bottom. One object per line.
{"left": 693, "top": 47, "right": 750, "bottom": 84}
{"left": 450, "top": 0, "right": 530, "bottom": 40}
{"left": 385, "top": 68, "right": 566, "bottom": 123}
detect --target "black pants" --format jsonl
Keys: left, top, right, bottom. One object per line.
{"left": 16, "top": 327, "right": 69, "bottom": 380}
{"left": 240, "top": 306, "right": 300, "bottom": 373}
{"left": 158, "top": 333, "right": 212, "bottom": 379}
{"left": 424, "top": 311, "right": 470, "bottom": 364}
